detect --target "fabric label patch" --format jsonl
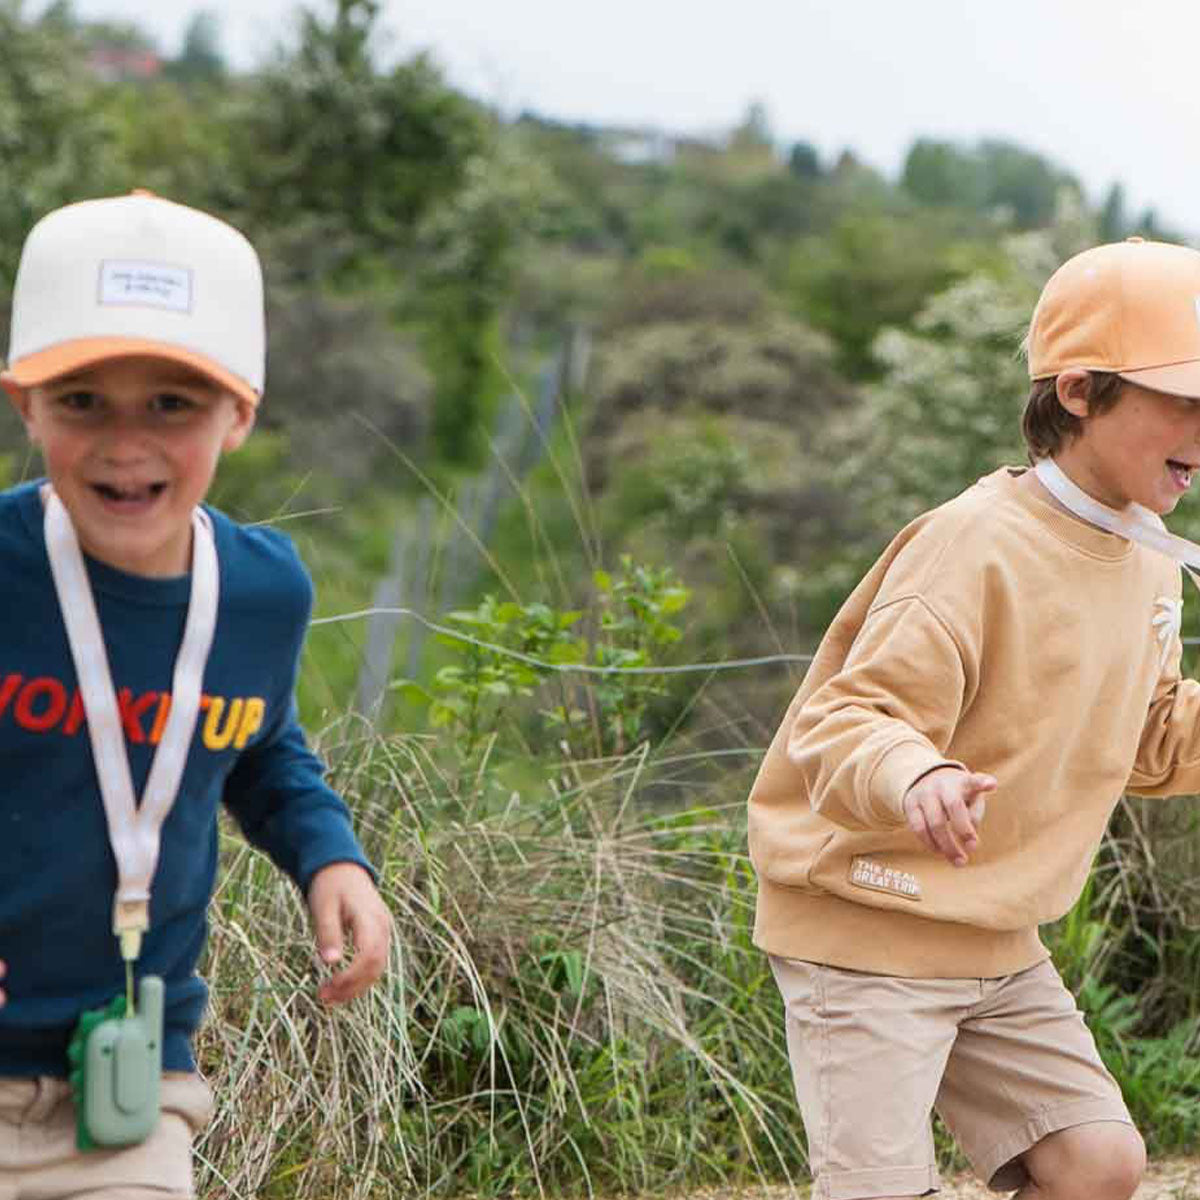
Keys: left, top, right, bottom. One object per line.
{"left": 849, "top": 856, "right": 922, "bottom": 901}
{"left": 99, "top": 260, "right": 193, "bottom": 312}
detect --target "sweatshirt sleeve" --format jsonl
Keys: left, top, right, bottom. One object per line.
{"left": 216, "top": 523, "right": 376, "bottom": 893}
{"left": 221, "top": 697, "right": 376, "bottom": 894}
{"left": 787, "top": 595, "right": 969, "bottom": 830}
{"left": 1128, "top": 630, "right": 1200, "bottom": 797}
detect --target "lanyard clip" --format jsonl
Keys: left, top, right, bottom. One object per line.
{"left": 112, "top": 897, "right": 149, "bottom": 964}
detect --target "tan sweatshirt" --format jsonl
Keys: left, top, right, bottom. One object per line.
{"left": 749, "top": 466, "right": 1200, "bottom": 977}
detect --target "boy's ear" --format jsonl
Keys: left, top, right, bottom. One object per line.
{"left": 1, "top": 374, "right": 34, "bottom": 431}
{"left": 222, "top": 398, "right": 257, "bottom": 453}
{"left": 1055, "top": 368, "right": 1094, "bottom": 420}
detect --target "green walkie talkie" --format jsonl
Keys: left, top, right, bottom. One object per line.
{"left": 67, "top": 974, "right": 164, "bottom": 1149}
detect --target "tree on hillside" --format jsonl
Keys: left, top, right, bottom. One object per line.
{"left": 1133, "top": 207, "right": 1167, "bottom": 240}
{"left": 902, "top": 139, "right": 983, "bottom": 209}
{"left": 977, "top": 139, "right": 1079, "bottom": 228}
{"left": 787, "top": 140, "right": 821, "bottom": 180}
{"left": 37, "top": 0, "right": 74, "bottom": 31}
{"left": 730, "top": 100, "right": 773, "bottom": 152}
{"left": 168, "top": 10, "right": 225, "bottom": 84}
{"left": 239, "top": 0, "right": 550, "bottom": 465}
{"left": 100, "top": 75, "right": 240, "bottom": 213}
{"left": 75, "top": 17, "right": 157, "bottom": 53}
{"left": 417, "top": 134, "right": 553, "bottom": 463}
{"left": 584, "top": 269, "right": 858, "bottom": 663}
{"left": 797, "top": 201, "right": 1102, "bottom": 627}
{"left": 902, "top": 137, "right": 1081, "bottom": 229}
{"left": 240, "top": 0, "right": 482, "bottom": 263}
{"left": 785, "top": 212, "right": 974, "bottom": 378}
{"left": 1098, "top": 183, "right": 1127, "bottom": 242}
{"left": 0, "top": 3, "right": 125, "bottom": 289}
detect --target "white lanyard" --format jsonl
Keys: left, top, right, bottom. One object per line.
{"left": 42, "top": 486, "right": 219, "bottom": 963}
{"left": 1034, "top": 457, "right": 1200, "bottom": 580}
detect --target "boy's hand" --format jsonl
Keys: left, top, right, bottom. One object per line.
{"left": 902, "top": 767, "right": 996, "bottom": 867}
{"left": 307, "top": 863, "right": 391, "bottom": 1005}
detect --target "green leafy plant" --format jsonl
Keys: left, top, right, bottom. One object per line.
{"left": 400, "top": 556, "right": 689, "bottom": 761}
{"left": 417, "top": 594, "right": 584, "bottom": 757}
{"left": 589, "top": 557, "right": 689, "bottom": 753}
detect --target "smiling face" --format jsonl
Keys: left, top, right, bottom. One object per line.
{"left": 7, "top": 356, "right": 255, "bottom": 576}
{"left": 1055, "top": 371, "right": 1200, "bottom": 516}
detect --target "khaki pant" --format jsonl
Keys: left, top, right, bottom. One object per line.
{"left": 770, "top": 956, "right": 1132, "bottom": 1199}
{"left": 0, "top": 1071, "right": 213, "bottom": 1200}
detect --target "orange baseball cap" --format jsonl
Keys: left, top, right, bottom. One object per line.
{"left": 1028, "top": 237, "right": 1200, "bottom": 398}
{"left": 1, "top": 190, "right": 264, "bottom": 407}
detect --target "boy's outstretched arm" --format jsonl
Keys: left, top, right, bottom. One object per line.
{"left": 788, "top": 595, "right": 972, "bottom": 831}
{"left": 307, "top": 862, "right": 392, "bottom": 1005}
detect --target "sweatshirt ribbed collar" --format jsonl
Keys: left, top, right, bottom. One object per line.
{"left": 997, "top": 467, "right": 1136, "bottom": 563}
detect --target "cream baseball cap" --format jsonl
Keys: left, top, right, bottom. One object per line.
{"left": 2, "top": 190, "right": 264, "bottom": 407}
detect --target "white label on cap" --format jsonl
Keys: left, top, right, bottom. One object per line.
{"left": 99, "top": 260, "right": 193, "bottom": 313}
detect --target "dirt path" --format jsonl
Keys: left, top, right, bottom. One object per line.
{"left": 689, "top": 1159, "right": 1200, "bottom": 1197}
{"left": 937, "top": 1157, "right": 1200, "bottom": 1198}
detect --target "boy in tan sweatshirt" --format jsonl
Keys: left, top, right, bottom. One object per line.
{"left": 749, "top": 238, "right": 1200, "bottom": 1200}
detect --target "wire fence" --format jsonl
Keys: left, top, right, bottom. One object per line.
{"left": 353, "top": 327, "right": 592, "bottom": 724}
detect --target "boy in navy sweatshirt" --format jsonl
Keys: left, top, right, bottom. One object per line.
{"left": 0, "top": 191, "right": 391, "bottom": 1197}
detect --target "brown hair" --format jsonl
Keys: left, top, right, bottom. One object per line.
{"left": 1022, "top": 371, "right": 1125, "bottom": 461}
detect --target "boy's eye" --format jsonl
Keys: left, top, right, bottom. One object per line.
{"left": 57, "top": 390, "right": 98, "bottom": 412}
{"left": 152, "top": 392, "right": 198, "bottom": 414}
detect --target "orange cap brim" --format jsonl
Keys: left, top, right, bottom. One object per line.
{"left": 0, "top": 337, "right": 260, "bottom": 408}
{"left": 1119, "top": 361, "right": 1200, "bottom": 400}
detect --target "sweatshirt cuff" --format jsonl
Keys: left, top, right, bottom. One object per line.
{"left": 870, "top": 741, "right": 965, "bottom": 825}
{"left": 297, "top": 837, "right": 378, "bottom": 895}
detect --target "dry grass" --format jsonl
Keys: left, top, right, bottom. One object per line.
{"left": 191, "top": 728, "right": 795, "bottom": 1199}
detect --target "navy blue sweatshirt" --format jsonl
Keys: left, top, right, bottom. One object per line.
{"left": 0, "top": 481, "right": 374, "bottom": 1076}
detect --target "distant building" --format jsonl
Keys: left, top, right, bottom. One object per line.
{"left": 519, "top": 112, "right": 761, "bottom": 173}
{"left": 598, "top": 125, "right": 731, "bottom": 167}
{"left": 600, "top": 128, "right": 677, "bottom": 167}
{"left": 87, "top": 46, "right": 163, "bottom": 83}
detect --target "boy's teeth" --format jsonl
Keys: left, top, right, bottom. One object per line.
{"left": 96, "top": 483, "right": 164, "bottom": 501}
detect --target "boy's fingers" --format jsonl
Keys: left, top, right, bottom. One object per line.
{"left": 324, "top": 947, "right": 385, "bottom": 1003}
{"left": 318, "top": 905, "right": 390, "bottom": 1005}
{"left": 905, "top": 800, "right": 937, "bottom": 854}
{"left": 320, "top": 947, "right": 385, "bottom": 1004}
{"left": 905, "top": 797, "right": 926, "bottom": 838}
{"left": 310, "top": 898, "right": 344, "bottom": 965}
{"left": 320, "top": 959, "right": 366, "bottom": 1003}
{"left": 907, "top": 795, "right": 962, "bottom": 862}
{"left": 924, "top": 800, "right": 967, "bottom": 865}
{"left": 944, "top": 794, "right": 979, "bottom": 844}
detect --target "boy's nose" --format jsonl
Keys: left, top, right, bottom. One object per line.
{"left": 97, "top": 425, "right": 153, "bottom": 463}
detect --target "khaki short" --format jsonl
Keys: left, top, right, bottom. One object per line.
{"left": 0, "top": 1070, "right": 213, "bottom": 1200}
{"left": 770, "top": 956, "right": 1132, "bottom": 1199}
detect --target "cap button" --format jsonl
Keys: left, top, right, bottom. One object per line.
{"left": 130, "top": 188, "right": 156, "bottom": 198}
{"left": 1125, "top": 235, "right": 1146, "bottom": 244}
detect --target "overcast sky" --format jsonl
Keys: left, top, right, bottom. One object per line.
{"left": 54, "top": 0, "right": 1200, "bottom": 238}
